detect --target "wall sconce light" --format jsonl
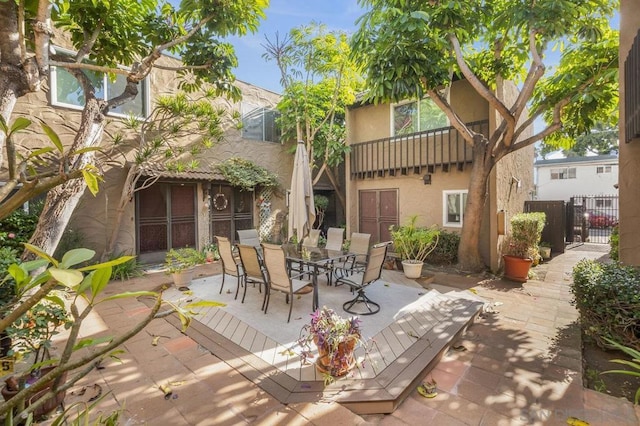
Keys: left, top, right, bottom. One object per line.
{"left": 423, "top": 174, "right": 432, "bottom": 185}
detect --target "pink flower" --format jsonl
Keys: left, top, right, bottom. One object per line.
{"left": 7, "top": 233, "right": 15, "bottom": 239}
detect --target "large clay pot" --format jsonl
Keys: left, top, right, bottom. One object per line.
{"left": 2, "top": 366, "right": 67, "bottom": 418}
{"left": 401, "top": 260, "right": 423, "bottom": 279}
{"left": 502, "top": 255, "right": 533, "bottom": 283}
{"left": 172, "top": 268, "right": 194, "bottom": 287}
{"left": 315, "top": 337, "right": 357, "bottom": 377}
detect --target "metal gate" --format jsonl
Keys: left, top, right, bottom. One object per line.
{"left": 524, "top": 200, "right": 566, "bottom": 254}
{"left": 568, "top": 195, "right": 619, "bottom": 244}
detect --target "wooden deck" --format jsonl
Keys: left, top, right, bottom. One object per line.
{"left": 156, "top": 271, "right": 484, "bottom": 414}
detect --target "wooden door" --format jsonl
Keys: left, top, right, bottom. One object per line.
{"left": 359, "top": 189, "right": 398, "bottom": 243}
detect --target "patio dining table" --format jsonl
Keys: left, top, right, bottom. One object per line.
{"left": 282, "top": 244, "right": 352, "bottom": 311}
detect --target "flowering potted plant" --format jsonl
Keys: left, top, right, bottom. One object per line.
{"left": 298, "top": 306, "right": 363, "bottom": 383}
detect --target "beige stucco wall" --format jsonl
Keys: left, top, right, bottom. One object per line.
{"left": 346, "top": 79, "right": 533, "bottom": 271}
{"left": 618, "top": 0, "right": 640, "bottom": 266}
{"left": 9, "top": 52, "right": 292, "bottom": 258}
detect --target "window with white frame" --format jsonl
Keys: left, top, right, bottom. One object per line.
{"left": 443, "top": 190, "right": 468, "bottom": 227}
{"left": 550, "top": 167, "right": 576, "bottom": 180}
{"left": 596, "top": 165, "right": 612, "bottom": 174}
{"left": 241, "top": 104, "right": 281, "bottom": 142}
{"left": 595, "top": 198, "right": 613, "bottom": 208}
{"left": 392, "top": 97, "right": 448, "bottom": 136}
{"left": 50, "top": 62, "right": 148, "bottom": 118}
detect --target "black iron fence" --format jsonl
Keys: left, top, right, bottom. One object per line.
{"left": 349, "top": 120, "right": 489, "bottom": 180}
{"left": 568, "top": 195, "right": 619, "bottom": 244}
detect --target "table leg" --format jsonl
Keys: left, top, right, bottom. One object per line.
{"left": 312, "top": 264, "right": 319, "bottom": 311}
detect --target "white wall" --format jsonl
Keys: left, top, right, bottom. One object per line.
{"left": 535, "top": 160, "right": 618, "bottom": 201}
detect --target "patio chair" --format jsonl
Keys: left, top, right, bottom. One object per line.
{"left": 332, "top": 232, "right": 371, "bottom": 284}
{"left": 325, "top": 227, "right": 345, "bottom": 251}
{"left": 237, "top": 229, "right": 261, "bottom": 248}
{"left": 302, "top": 229, "right": 321, "bottom": 248}
{"left": 215, "top": 236, "right": 244, "bottom": 299}
{"left": 237, "top": 244, "right": 268, "bottom": 308}
{"left": 261, "top": 243, "right": 313, "bottom": 322}
{"left": 335, "top": 242, "right": 389, "bottom": 315}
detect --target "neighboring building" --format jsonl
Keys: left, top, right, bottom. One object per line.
{"left": 534, "top": 155, "right": 619, "bottom": 201}
{"left": 618, "top": 0, "right": 640, "bottom": 265}
{"left": 10, "top": 51, "right": 294, "bottom": 263}
{"left": 345, "top": 79, "right": 535, "bottom": 271}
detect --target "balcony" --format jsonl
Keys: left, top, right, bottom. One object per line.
{"left": 349, "top": 119, "right": 488, "bottom": 180}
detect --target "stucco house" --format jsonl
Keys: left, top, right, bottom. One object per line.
{"left": 9, "top": 51, "right": 294, "bottom": 263}
{"left": 534, "top": 155, "right": 619, "bottom": 201}
{"left": 344, "top": 79, "right": 534, "bottom": 271}
{"left": 618, "top": 0, "right": 640, "bottom": 266}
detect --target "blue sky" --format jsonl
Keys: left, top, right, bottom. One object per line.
{"left": 227, "top": 0, "right": 363, "bottom": 93}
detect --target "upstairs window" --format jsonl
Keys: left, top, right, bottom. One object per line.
{"left": 550, "top": 167, "right": 576, "bottom": 180}
{"left": 596, "top": 165, "right": 612, "bottom": 174}
{"left": 392, "top": 97, "right": 448, "bottom": 136}
{"left": 241, "top": 104, "right": 281, "bottom": 142}
{"left": 50, "top": 61, "right": 148, "bottom": 118}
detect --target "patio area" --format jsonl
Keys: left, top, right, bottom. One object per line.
{"left": 157, "top": 269, "right": 485, "bottom": 414}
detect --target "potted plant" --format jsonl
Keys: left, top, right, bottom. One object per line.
{"left": 538, "top": 242, "right": 552, "bottom": 260}
{"left": 2, "top": 295, "right": 73, "bottom": 418}
{"left": 298, "top": 306, "right": 364, "bottom": 384}
{"left": 202, "top": 242, "right": 219, "bottom": 263}
{"left": 503, "top": 212, "right": 546, "bottom": 282}
{"left": 164, "top": 247, "right": 205, "bottom": 287}
{"left": 389, "top": 215, "right": 440, "bottom": 279}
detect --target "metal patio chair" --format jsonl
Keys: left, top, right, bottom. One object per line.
{"left": 215, "top": 236, "right": 244, "bottom": 299}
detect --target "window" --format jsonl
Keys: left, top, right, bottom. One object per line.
{"left": 443, "top": 190, "right": 468, "bottom": 227}
{"left": 392, "top": 97, "right": 448, "bottom": 136}
{"left": 596, "top": 165, "right": 612, "bottom": 174}
{"left": 550, "top": 167, "right": 576, "bottom": 180}
{"left": 241, "top": 104, "right": 281, "bottom": 142}
{"left": 595, "top": 199, "right": 613, "bottom": 208}
{"left": 50, "top": 63, "right": 148, "bottom": 118}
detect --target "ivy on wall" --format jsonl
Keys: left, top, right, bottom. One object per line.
{"left": 216, "top": 157, "right": 279, "bottom": 191}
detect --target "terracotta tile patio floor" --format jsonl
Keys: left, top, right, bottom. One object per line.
{"left": 60, "top": 243, "right": 639, "bottom": 425}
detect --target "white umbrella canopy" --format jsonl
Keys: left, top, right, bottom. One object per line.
{"left": 288, "top": 141, "right": 316, "bottom": 242}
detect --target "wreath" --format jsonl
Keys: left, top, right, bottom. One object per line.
{"left": 213, "top": 193, "right": 228, "bottom": 211}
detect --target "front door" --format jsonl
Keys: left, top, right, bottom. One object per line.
{"left": 209, "top": 185, "right": 254, "bottom": 242}
{"left": 359, "top": 189, "right": 398, "bottom": 243}
{"left": 136, "top": 183, "right": 197, "bottom": 261}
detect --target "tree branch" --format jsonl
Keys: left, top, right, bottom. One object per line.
{"left": 49, "top": 60, "right": 129, "bottom": 76}
{"left": 426, "top": 88, "right": 475, "bottom": 144}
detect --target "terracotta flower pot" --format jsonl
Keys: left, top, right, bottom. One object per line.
{"left": 502, "top": 255, "right": 533, "bottom": 283}
{"left": 314, "top": 337, "right": 357, "bottom": 377}
{"left": 401, "top": 260, "right": 423, "bottom": 279}
{"left": 2, "top": 366, "right": 67, "bottom": 418}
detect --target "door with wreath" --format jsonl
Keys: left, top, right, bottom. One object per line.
{"left": 209, "top": 184, "right": 254, "bottom": 242}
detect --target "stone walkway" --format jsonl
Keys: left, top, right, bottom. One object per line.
{"left": 61, "top": 244, "right": 639, "bottom": 425}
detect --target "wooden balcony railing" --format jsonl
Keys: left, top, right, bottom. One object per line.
{"left": 349, "top": 119, "right": 489, "bottom": 180}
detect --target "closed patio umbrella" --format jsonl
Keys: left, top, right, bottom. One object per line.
{"left": 288, "top": 141, "right": 316, "bottom": 242}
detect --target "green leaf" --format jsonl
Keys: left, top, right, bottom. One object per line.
{"left": 82, "top": 169, "right": 100, "bottom": 196}
{"left": 61, "top": 248, "right": 96, "bottom": 268}
{"left": 77, "top": 274, "right": 93, "bottom": 294}
{"left": 40, "top": 122, "right": 64, "bottom": 153}
{"left": 43, "top": 294, "right": 66, "bottom": 309}
{"left": 0, "top": 115, "right": 7, "bottom": 134}
{"left": 27, "top": 147, "right": 55, "bottom": 159}
{"left": 72, "top": 336, "right": 114, "bottom": 351}
{"left": 9, "top": 117, "right": 32, "bottom": 136}
{"left": 78, "top": 256, "right": 134, "bottom": 272}
{"left": 23, "top": 243, "right": 58, "bottom": 267}
{"left": 185, "top": 301, "right": 226, "bottom": 309}
{"left": 49, "top": 267, "right": 84, "bottom": 288}
{"left": 100, "top": 291, "right": 158, "bottom": 302}
{"left": 90, "top": 266, "right": 113, "bottom": 296}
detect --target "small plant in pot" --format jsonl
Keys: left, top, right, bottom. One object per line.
{"left": 165, "top": 247, "right": 205, "bottom": 287}
{"left": 389, "top": 215, "right": 439, "bottom": 279}
{"left": 202, "top": 242, "right": 219, "bottom": 263}
{"left": 298, "top": 306, "right": 364, "bottom": 385}
{"left": 503, "top": 212, "right": 546, "bottom": 282}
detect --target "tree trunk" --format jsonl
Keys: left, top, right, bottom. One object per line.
{"left": 103, "top": 165, "right": 138, "bottom": 261}
{"left": 26, "top": 98, "right": 106, "bottom": 257}
{"left": 457, "top": 135, "right": 493, "bottom": 272}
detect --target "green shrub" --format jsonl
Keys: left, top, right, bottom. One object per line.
{"left": 571, "top": 259, "right": 640, "bottom": 351}
{"left": 0, "top": 201, "right": 42, "bottom": 251}
{"left": 0, "top": 247, "right": 19, "bottom": 312}
{"left": 111, "top": 254, "right": 145, "bottom": 281}
{"left": 425, "top": 229, "right": 459, "bottom": 265}
{"left": 609, "top": 225, "right": 619, "bottom": 261}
